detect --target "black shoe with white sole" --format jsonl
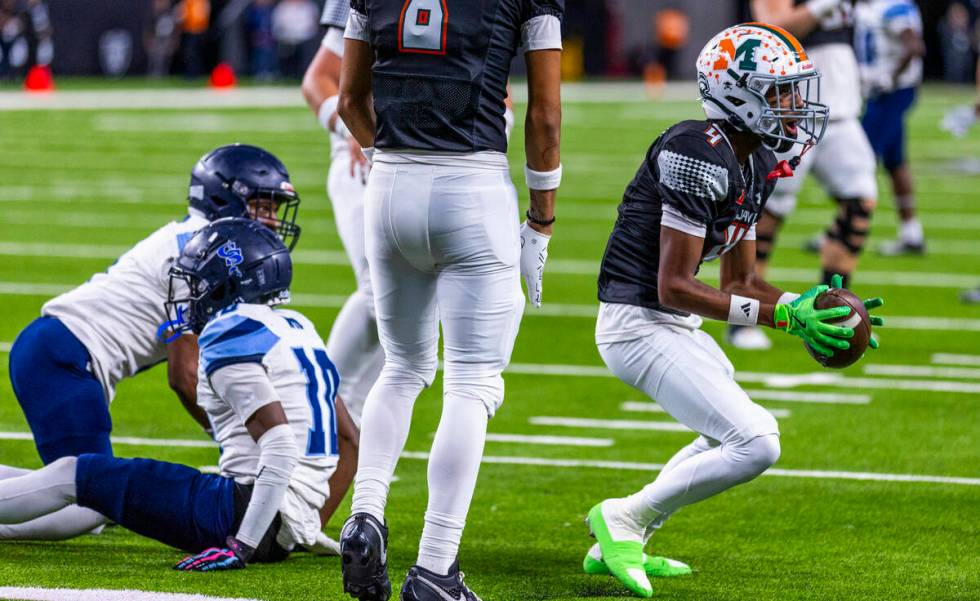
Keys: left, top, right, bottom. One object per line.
{"left": 400, "top": 561, "right": 482, "bottom": 601}
{"left": 340, "top": 513, "right": 391, "bottom": 601}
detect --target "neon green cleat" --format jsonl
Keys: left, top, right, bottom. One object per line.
{"left": 583, "top": 543, "right": 692, "bottom": 578}
{"left": 586, "top": 502, "right": 653, "bottom": 598}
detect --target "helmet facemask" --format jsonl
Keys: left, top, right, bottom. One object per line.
{"left": 245, "top": 189, "right": 302, "bottom": 251}
{"left": 164, "top": 267, "right": 237, "bottom": 336}
{"left": 750, "top": 72, "right": 828, "bottom": 153}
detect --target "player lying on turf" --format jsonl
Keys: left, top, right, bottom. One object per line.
{"left": 0, "top": 218, "right": 344, "bottom": 570}
{"left": 1, "top": 143, "right": 307, "bottom": 542}
{"left": 584, "top": 23, "right": 884, "bottom": 598}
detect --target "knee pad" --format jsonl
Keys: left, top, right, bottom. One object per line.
{"left": 754, "top": 210, "right": 783, "bottom": 263}
{"left": 826, "top": 197, "right": 874, "bottom": 255}
{"left": 443, "top": 371, "right": 505, "bottom": 418}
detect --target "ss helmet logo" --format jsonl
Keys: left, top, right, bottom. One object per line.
{"left": 217, "top": 241, "right": 244, "bottom": 277}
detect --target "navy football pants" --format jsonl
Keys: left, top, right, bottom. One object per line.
{"left": 9, "top": 317, "right": 113, "bottom": 464}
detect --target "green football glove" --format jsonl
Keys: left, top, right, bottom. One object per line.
{"left": 828, "top": 274, "right": 886, "bottom": 349}
{"left": 774, "top": 284, "right": 854, "bottom": 357}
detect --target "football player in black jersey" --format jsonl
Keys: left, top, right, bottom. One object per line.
{"left": 583, "top": 24, "right": 883, "bottom": 598}
{"left": 335, "top": 1, "right": 563, "bottom": 600}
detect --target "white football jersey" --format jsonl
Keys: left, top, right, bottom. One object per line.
{"left": 197, "top": 303, "right": 339, "bottom": 548}
{"left": 855, "top": 0, "right": 922, "bottom": 92}
{"left": 41, "top": 210, "right": 210, "bottom": 402}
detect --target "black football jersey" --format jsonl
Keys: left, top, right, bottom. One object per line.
{"left": 793, "top": 0, "right": 854, "bottom": 47}
{"left": 350, "top": 0, "right": 563, "bottom": 153}
{"left": 597, "top": 120, "right": 778, "bottom": 314}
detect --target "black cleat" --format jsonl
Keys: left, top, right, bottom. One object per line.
{"left": 400, "top": 561, "right": 482, "bottom": 601}
{"left": 340, "top": 513, "right": 391, "bottom": 601}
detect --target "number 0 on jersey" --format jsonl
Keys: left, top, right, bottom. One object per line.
{"left": 399, "top": 0, "right": 448, "bottom": 55}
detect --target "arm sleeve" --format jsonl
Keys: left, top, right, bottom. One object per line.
{"left": 234, "top": 424, "right": 298, "bottom": 549}
{"left": 199, "top": 316, "right": 280, "bottom": 377}
{"left": 521, "top": 0, "right": 563, "bottom": 52}
{"left": 209, "top": 362, "right": 279, "bottom": 423}
{"left": 655, "top": 135, "right": 729, "bottom": 226}
{"left": 344, "top": 7, "right": 371, "bottom": 43}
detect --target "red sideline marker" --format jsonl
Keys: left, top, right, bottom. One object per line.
{"left": 209, "top": 63, "right": 236, "bottom": 89}
{"left": 24, "top": 65, "right": 55, "bottom": 93}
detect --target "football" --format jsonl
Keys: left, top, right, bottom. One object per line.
{"left": 805, "top": 288, "right": 872, "bottom": 369}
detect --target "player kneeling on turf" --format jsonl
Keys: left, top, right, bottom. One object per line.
{"left": 0, "top": 218, "right": 344, "bottom": 570}
{"left": 584, "top": 23, "right": 884, "bottom": 597}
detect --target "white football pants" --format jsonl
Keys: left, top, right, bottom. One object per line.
{"left": 595, "top": 304, "right": 780, "bottom": 533}
{"left": 325, "top": 151, "right": 384, "bottom": 426}
{"left": 351, "top": 155, "right": 525, "bottom": 575}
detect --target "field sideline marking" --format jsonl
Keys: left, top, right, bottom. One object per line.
{"left": 0, "top": 431, "right": 974, "bottom": 487}
{"left": 0, "top": 588, "right": 262, "bottom": 601}
{"left": 864, "top": 364, "right": 980, "bottom": 379}
{"left": 931, "top": 353, "right": 980, "bottom": 367}
{"left": 0, "top": 431, "right": 216, "bottom": 448}
{"left": 621, "top": 401, "right": 791, "bottom": 418}
{"left": 398, "top": 452, "right": 980, "bottom": 486}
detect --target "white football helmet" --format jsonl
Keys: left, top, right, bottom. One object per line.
{"left": 697, "top": 23, "right": 829, "bottom": 153}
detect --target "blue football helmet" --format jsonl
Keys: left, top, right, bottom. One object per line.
{"left": 165, "top": 217, "right": 292, "bottom": 335}
{"left": 188, "top": 144, "right": 301, "bottom": 250}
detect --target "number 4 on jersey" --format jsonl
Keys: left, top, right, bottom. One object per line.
{"left": 399, "top": 0, "right": 448, "bottom": 55}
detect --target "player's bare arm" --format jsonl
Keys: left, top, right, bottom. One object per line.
{"left": 165, "top": 333, "right": 209, "bottom": 434}
{"left": 892, "top": 27, "right": 925, "bottom": 85}
{"left": 338, "top": 37, "right": 375, "bottom": 151}
{"left": 318, "top": 395, "right": 358, "bottom": 529}
{"left": 719, "top": 236, "right": 786, "bottom": 306}
{"left": 524, "top": 49, "right": 562, "bottom": 234}
{"left": 658, "top": 226, "right": 781, "bottom": 328}
{"left": 752, "top": 0, "right": 839, "bottom": 38}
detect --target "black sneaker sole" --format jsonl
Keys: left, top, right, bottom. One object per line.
{"left": 341, "top": 539, "right": 391, "bottom": 601}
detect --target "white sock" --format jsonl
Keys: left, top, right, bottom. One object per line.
{"left": 0, "top": 505, "right": 107, "bottom": 540}
{"left": 350, "top": 364, "right": 426, "bottom": 522}
{"left": 899, "top": 217, "right": 923, "bottom": 244}
{"left": 326, "top": 290, "right": 384, "bottom": 426}
{"left": 0, "top": 457, "right": 78, "bottom": 524}
{"left": 621, "top": 434, "right": 780, "bottom": 527}
{"left": 416, "top": 393, "right": 489, "bottom": 574}
{"left": 0, "top": 464, "right": 31, "bottom": 481}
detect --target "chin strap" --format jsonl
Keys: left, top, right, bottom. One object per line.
{"left": 766, "top": 138, "right": 816, "bottom": 181}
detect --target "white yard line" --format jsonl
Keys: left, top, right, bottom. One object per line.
{"left": 399, "top": 451, "right": 980, "bottom": 486}
{"left": 932, "top": 353, "right": 980, "bottom": 367}
{"left": 485, "top": 433, "right": 614, "bottom": 447}
{"left": 620, "top": 401, "right": 791, "bottom": 418}
{"left": 0, "top": 341, "right": 10, "bottom": 353}
{"left": 741, "top": 389, "right": 871, "bottom": 405}
{"left": 864, "top": 364, "right": 980, "bottom": 379}
{"left": 0, "top": 430, "right": 974, "bottom": 487}
{"left": 2, "top": 242, "right": 980, "bottom": 289}
{"left": 507, "top": 362, "right": 980, "bottom": 394}
{"left": 529, "top": 416, "right": 691, "bottom": 432}
{"left": 0, "top": 588, "right": 262, "bottom": 601}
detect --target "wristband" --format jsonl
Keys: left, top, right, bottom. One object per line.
{"left": 777, "top": 291, "right": 800, "bottom": 306}
{"left": 728, "top": 294, "right": 760, "bottom": 326}
{"left": 526, "top": 210, "right": 555, "bottom": 226}
{"left": 317, "top": 96, "right": 338, "bottom": 131}
{"left": 525, "top": 163, "right": 562, "bottom": 191}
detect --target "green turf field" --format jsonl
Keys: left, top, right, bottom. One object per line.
{"left": 0, "top": 83, "right": 978, "bottom": 601}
